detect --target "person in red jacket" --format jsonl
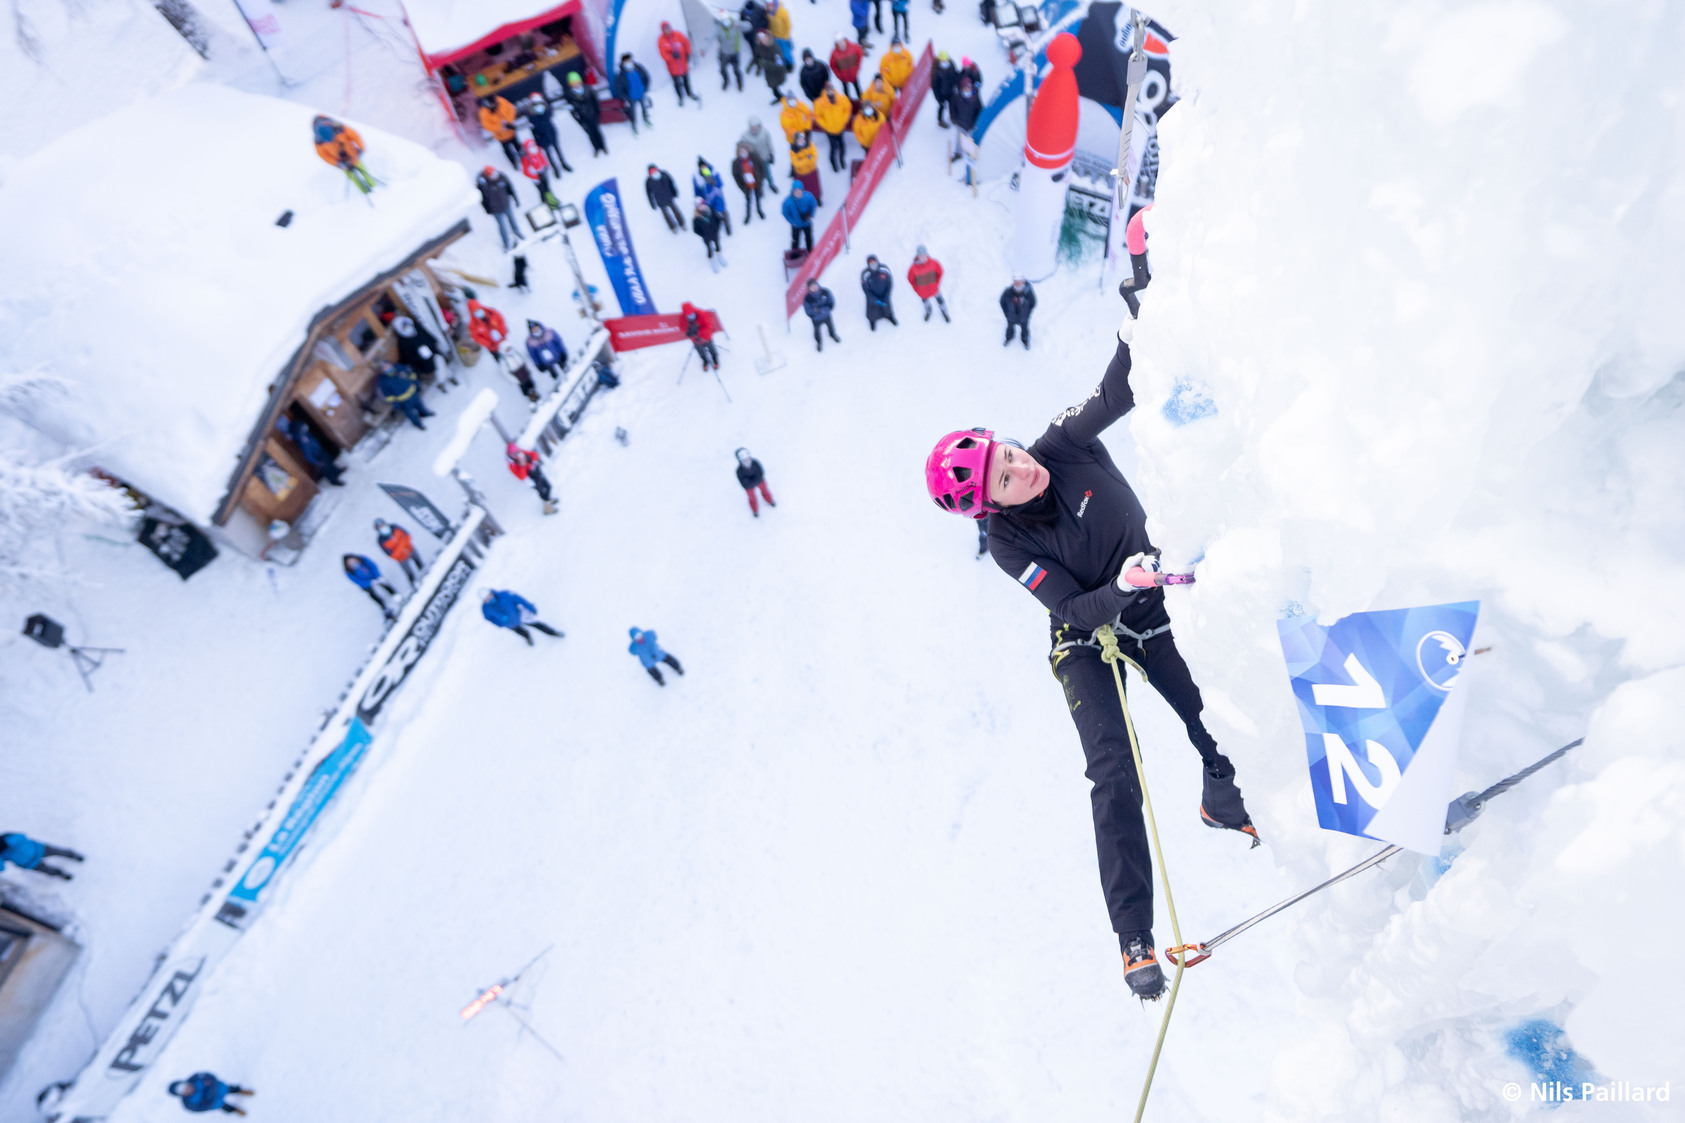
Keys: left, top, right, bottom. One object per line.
{"left": 829, "top": 34, "right": 864, "bottom": 100}
{"left": 658, "top": 22, "right": 699, "bottom": 107}
{"left": 519, "top": 139, "right": 559, "bottom": 209}
{"left": 907, "top": 244, "right": 950, "bottom": 323}
{"left": 374, "top": 518, "right": 423, "bottom": 584}
{"left": 680, "top": 301, "right": 720, "bottom": 371}
{"left": 506, "top": 443, "right": 558, "bottom": 514}
{"left": 466, "top": 292, "right": 509, "bottom": 355}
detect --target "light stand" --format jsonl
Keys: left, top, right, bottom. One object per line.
{"left": 23, "top": 614, "right": 124, "bottom": 692}
{"left": 528, "top": 203, "right": 603, "bottom": 328}
{"left": 460, "top": 946, "right": 567, "bottom": 1070}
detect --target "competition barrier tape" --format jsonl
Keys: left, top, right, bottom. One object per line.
{"left": 48, "top": 505, "right": 502, "bottom": 1122}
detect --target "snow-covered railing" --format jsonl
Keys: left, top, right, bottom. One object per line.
{"left": 46, "top": 505, "right": 502, "bottom": 1123}
{"left": 517, "top": 327, "right": 615, "bottom": 458}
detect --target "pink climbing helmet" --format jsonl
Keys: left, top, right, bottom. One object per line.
{"left": 926, "top": 427, "right": 997, "bottom": 519}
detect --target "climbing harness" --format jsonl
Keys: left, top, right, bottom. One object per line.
{"left": 1162, "top": 737, "right": 1586, "bottom": 971}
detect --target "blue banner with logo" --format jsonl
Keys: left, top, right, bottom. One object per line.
{"left": 223, "top": 717, "right": 373, "bottom": 917}
{"left": 584, "top": 177, "right": 657, "bottom": 316}
{"left": 1279, "top": 601, "right": 1479, "bottom": 853}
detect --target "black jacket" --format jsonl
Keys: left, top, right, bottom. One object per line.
{"left": 960, "top": 61, "right": 983, "bottom": 89}
{"left": 731, "top": 150, "right": 767, "bottom": 194}
{"left": 799, "top": 59, "right": 829, "bottom": 100}
{"left": 645, "top": 170, "right": 679, "bottom": 207}
{"left": 567, "top": 86, "right": 601, "bottom": 127}
{"left": 950, "top": 90, "right": 982, "bottom": 131}
{"left": 802, "top": 285, "right": 835, "bottom": 321}
{"left": 476, "top": 172, "right": 516, "bottom": 215}
{"left": 735, "top": 458, "right": 766, "bottom": 489}
{"left": 610, "top": 62, "right": 651, "bottom": 103}
{"left": 1000, "top": 283, "right": 1036, "bottom": 322}
{"left": 986, "top": 339, "right": 1156, "bottom": 632}
{"left": 526, "top": 100, "right": 559, "bottom": 146}
{"left": 394, "top": 321, "right": 441, "bottom": 374}
{"left": 754, "top": 38, "right": 787, "bottom": 85}
{"left": 860, "top": 265, "right": 893, "bottom": 305}
{"left": 931, "top": 60, "right": 959, "bottom": 102}
{"left": 740, "top": 0, "right": 769, "bottom": 33}
{"left": 692, "top": 208, "right": 722, "bottom": 243}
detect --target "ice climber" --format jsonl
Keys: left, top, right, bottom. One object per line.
{"left": 628, "top": 628, "right": 685, "bottom": 686}
{"left": 923, "top": 303, "right": 1257, "bottom": 1002}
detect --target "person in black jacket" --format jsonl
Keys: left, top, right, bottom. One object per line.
{"left": 276, "top": 415, "right": 344, "bottom": 486}
{"left": 392, "top": 316, "right": 442, "bottom": 383}
{"left": 645, "top": 164, "right": 684, "bottom": 232}
{"left": 923, "top": 311, "right": 1255, "bottom": 1003}
{"left": 1000, "top": 275, "right": 1036, "bottom": 348}
{"left": 610, "top": 54, "right": 655, "bottom": 133}
{"left": 752, "top": 31, "right": 788, "bottom": 104}
{"left": 692, "top": 201, "right": 725, "bottom": 269}
{"left": 730, "top": 143, "right": 768, "bottom": 223}
{"left": 476, "top": 166, "right": 522, "bottom": 251}
{"left": 950, "top": 76, "right": 983, "bottom": 133}
{"left": 931, "top": 51, "right": 959, "bottom": 126}
{"left": 801, "top": 278, "right": 840, "bottom": 351}
{"left": 734, "top": 448, "right": 776, "bottom": 516}
{"left": 959, "top": 55, "right": 983, "bottom": 90}
{"left": 523, "top": 94, "right": 574, "bottom": 174}
{"left": 798, "top": 48, "right": 829, "bottom": 101}
{"left": 860, "top": 254, "right": 897, "bottom": 329}
{"left": 564, "top": 71, "right": 609, "bottom": 156}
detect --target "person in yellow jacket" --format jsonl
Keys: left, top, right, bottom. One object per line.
{"left": 779, "top": 94, "right": 814, "bottom": 143}
{"left": 789, "top": 130, "right": 822, "bottom": 203}
{"left": 477, "top": 96, "right": 521, "bottom": 171}
{"left": 852, "top": 102, "right": 884, "bottom": 149}
{"left": 811, "top": 82, "right": 853, "bottom": 172}
{"left": 862, "top": 74, "right": 896, "bottom": 120}
{"left": 880, "top": 38, "right": 914, "bottom": 91}
{"left": 765, "top": 0, "right": 794, "bottom": 67}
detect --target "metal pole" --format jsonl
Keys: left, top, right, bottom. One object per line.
{"left": 1107, "top": 12, "right": 1149, "bottom": 272}
{"left": 558, "top": 232, "right": 602, "bottom": 329}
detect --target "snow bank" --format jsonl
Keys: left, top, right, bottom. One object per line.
{"left": 0, "top": 83, "right": 476, "bottom": 525}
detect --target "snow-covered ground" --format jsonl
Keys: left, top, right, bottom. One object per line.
{"left": 4, "top": 0, "right": 1684, "bottom": 1120}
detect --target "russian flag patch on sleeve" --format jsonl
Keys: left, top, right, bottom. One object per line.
{"left": 1018, "top": 562, "right": 1047, "bottom": 591}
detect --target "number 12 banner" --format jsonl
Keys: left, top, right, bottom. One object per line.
{"left": 1278, "top": 601, "right": 1480, "bottom": 854}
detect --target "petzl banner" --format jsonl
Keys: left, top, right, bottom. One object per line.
{"left": 1279, "top": 601, "right": 1480, "bottom": 853}
{"left": 584, "top": 178, "right": 657, "bottom": 316}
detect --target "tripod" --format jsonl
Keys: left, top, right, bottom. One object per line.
{"left": 22, "top": 614, "right": 124, "bottom": 692}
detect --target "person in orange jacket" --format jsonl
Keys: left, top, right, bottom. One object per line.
{"left": 657, "top": 22, "right": 699, "bottom": 106}
{"left": 880, "top": 38, "right": 913, "bottom": 90}
{"left": 477, "top": 96, "right": 521, "bottom": 170}
{"left": 466, "top": 293, "right": 509, "bottom": 355}
{"left": 778, "top": 93, "right": 814, "bottom": 144}
{"left": 852, "top": 102, "right": 884, "bottom": 149}
{"left": 312, "top": 115, "right": 374, "bottom": 193}
{"left": 374, "top": 518, "right": 423, "bottom": 584}
{"left": 811, "top": 83, "right": 852, "bottom": 172}
{"left": 506, "top": 444, "right": 558, "bottom": 514}
{"left": 862, "top": 74, "right": 896, "bottom": 119}
{"left": 907, "top": 244, "right": 950, "bottom": 322}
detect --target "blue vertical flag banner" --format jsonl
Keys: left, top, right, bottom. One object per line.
{"left": 1278, "top": 601, "right": 1480, "bottom": 854}
{"left": 584, "top": 178, "right": 657, "bottom": 316}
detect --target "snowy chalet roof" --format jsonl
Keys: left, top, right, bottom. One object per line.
{"left": 0, "top": 84, "right": 476, "bottom": 526}
{"left": 402, "top": 0, "right": 582, "bottom": 68}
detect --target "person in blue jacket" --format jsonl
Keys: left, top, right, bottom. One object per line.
{"left": 376, "top": 362, "right": 434, "bottom": 430}
{"left": 481, "top": 589, "right": 564, "bottom": 645}
{"left": 525, "top": 320, "right": 569, "bottom": 383}
{"left": 0, "top": 832, "right": 84, "bottom": 880}
{"left": 343, "top": 554, "right": 399, "bottom": 621}
{"left": 801, "top": 278, "right": 840, "bottom": 350}
{"left": 782, "top": 180, "right": 817, "bottom": 254}
{"left": 693, "top": 158, "right": 733, "bottom": 237}
{"left": 275, "top": 415, "right": 343, "bottom": 486}
{"left": 628, "top": 627, "right": 685, "bottom": 685}
{"left": 167, "top": 1072, "right": 253, "bottom": 1115}
{"left": 610, "top": 53, "right": 654, "bottom": 133}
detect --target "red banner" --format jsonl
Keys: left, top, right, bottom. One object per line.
{"left": 604, "top": 310, "right": 724, "bottom": 351}
{"left": 783, "top": 42, "right": 935, "bottom": 319}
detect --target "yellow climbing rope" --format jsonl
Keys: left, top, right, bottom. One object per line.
{"left": 1094, "top": 624, "right": 1185, "bottom": 1123}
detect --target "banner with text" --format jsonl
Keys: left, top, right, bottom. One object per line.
{"left": 603, "top": 310, "right": 724, "bottom": 352}
{"left": 585, "top": 178, "right": 658, "bottom": 317}
{"left": 1279, "top": 601, "right": 1480, "bottom": 853}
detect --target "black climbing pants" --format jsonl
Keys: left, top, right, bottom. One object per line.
{"left": 1048, "top": 593, "right": 1229, "bottom": 937}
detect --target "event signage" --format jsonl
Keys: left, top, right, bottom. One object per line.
{"left": 356, "top": 553, "right": 476, "bottom": 723}
{"left": 584, "top": 178, "right": 657, "bottom": 316}
{"left": 1279, "top": 601, "right": 1480, "bottom": 853}
{"left": 378, "top": 482, "right": 453, "bottom": 539}
{"left": 603, "top": 310, "right": 724, "bottom": 352}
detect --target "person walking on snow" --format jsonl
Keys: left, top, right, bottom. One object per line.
{"left": 802, "top": 278, "right": 840, "bottom": 350}
{"left": 481, "top": 589, "right": 563, "bottom": 644}
{"left": 343, "top": 554, "right": 400, "bottom": 621}
{"left": 922, "top": 300, "right": 1257, "bottom": 1003}
{"left": 0, "top": 832, "right": 83, "bottom": 880}
{"left": 798, "top": 47, "right": 829, "bottom": 101}
{"left": 645, "top": 164, "right": 685, "bottom": 232}
{"left": 523, "top": 94, "right": 574, "bottom": 173}
{"left": 467, "top": 294, "right": 510, "bottom": 355}
{"left": 731, "top": 143, "right": 769, "bottom": 222}
{"left": 861, "top": 254, "right": 898, "bottom": 329}
{"left": 782, "top": 179, "right": 817, "bottom": 253}
{"left": 377, "top": 363, "right": 433, "bottom": 429}
{"left": 526, "top": 320, "right": 569, "bottom": 382}
{"left": 628, "top": 627, "right": 685, "bottom": 686}
{"left": 520, "top": 139, "right": 560, "bottom": 209}
{"left": 829, "top": 34, "right": 864, "bottom": 100}
{"left": 610, "top": 54, "right": 654, "bottom": 133}
{"left": 812, "top": 83, "right": 852, "bottom": 173}
{"left": 564, "top": 72, "right": 610, "bottom": 156}
{"left": 717, "top": 16, "right": 746, "bottom": 90}
{"left": 788, "top": 131, "right": 821, "bottom": 202}
{"left": 312, "top": 115, "right": 374, "bottom": 193}
{"left": 682, "top": 301, "right": 722, "bottom": 370}
{"left": 168, "top": 1072, "right": 252, "bottom": 1115}
{"left": 506, "top": 443, "right": 559, "bottom": 514}
{"left": 692, "top": 200, "right": 726, "bottom": 270}
{"left": 908, "top": 246, "right": 950, "bottom": 322}
{"left": 476, "top": 166, "right": 523, "bottom": 251}
{"left": 734, "top": 448, "right": 777, "bottom": 515}
{"left": 694, "top": 158, "right": 733, "bottom": 236}
{"left": 477, "top": 96, "right": 521, "bottom": 170}
{"left": 374, "top": 518, "right": 422, "bottom": 584}
{"left": 1000, "top": 275, "right": 1036, "bottom": 348}
{"left": 658, "top": 22, "right": 699, "bottom": 106}
{"left": 739, "top": 117, "right": 780, "bottom": 191}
